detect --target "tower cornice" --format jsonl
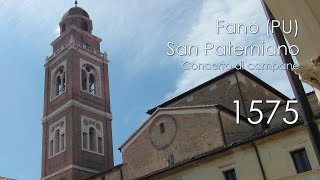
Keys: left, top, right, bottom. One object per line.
{"left": 45, "top": 35, "right": 108, "bottom": 68}
{"left": 42, "top": 99, "right": 113, "bottom": 123}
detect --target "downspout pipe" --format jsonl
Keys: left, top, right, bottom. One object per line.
{"left": 252, "top": 142, "right": 267, "bottom": 180}
{"left": 120, "top": 167, "right": 123, "bottom": 180}
{"left": 218, "top": 109, "right": 227, "bottom": 145}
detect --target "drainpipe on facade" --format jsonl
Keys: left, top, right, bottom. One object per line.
{"left": 218, "top": 109, "right": 227, "bottom": 146}
{"left": 120, "top": 167, "right": 124, "bottom": 180}
{"left": 252, "top": 142, "right": 267, "bottom": 180}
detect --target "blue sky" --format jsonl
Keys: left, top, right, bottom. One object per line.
{"left": 0, "top": 0, "right": 312, "bottom": 179}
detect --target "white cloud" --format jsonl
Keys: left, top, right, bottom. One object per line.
{"left": 0, "top": 0, "right": 311, "bottom": 98}
{"left": 165, "top": 0, "right": 311, "bottom": 100}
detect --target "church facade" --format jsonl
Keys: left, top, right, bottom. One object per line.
{"left": 41, "top": 5, "right": 320, "bottom": 180}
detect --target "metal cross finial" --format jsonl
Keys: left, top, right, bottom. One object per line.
{"left": 75, "top": 0, "right": 78, "bottom": 7}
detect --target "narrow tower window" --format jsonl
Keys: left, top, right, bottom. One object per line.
{"left": 98, "top": 137, "right": 103, "bottom": 154}
{"left": 62, "top": 73, "right": 65, "bottom": 92}
{"left": 61, "top": 134, "right": 65, "bottom": 151}
{"left": 48, "top": 118, "right": 66, "bottom": 158}
{"left": 61, "top": 23, "right": 66, "bottom": 33}
{"left": 89, "top": 74, "right": 96, "bottom": 94}
{"left": 89, "top": 127, "right": 97, "bottom": 151}
{"left": 81, "top": 117, "right": 104, "bottom": 155}
{"left": 82, "top": 21, "right": 88, "bottom": 31}
{"left": 56, "top": 76, "right": 61, "bottom": 96}
{"left": 52, "top": 66, "right": 66, "bottom": 98}
{"left": 81, "top": 63, "right": 100, "bottom": 96}
{"left": 83, "top": 132, "right": 88, "bottom": 149}
{"left": 50, "top": 140, "right": 53, "bottom": 156}
{"left": 81, "top": 69, "right": 88, "bottom": 90}
{"left": 54, "top": 129, "right": 60, "bottom": 153}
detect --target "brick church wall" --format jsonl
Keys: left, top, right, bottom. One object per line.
{"left": 121, "top": 110, "right": 224, "bottom": 179}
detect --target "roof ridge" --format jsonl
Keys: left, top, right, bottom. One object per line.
{"left": 147, "top": 68, "right": 289, "bottom": 114}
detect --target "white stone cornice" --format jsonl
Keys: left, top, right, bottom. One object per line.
{"left": 44, "top": 47, "right": 108, "bottom": 69}
{"left": 45, "top": 35, "right": 108, "bottom": 68}
{"left": 40, "top": 164, "right": 100, "bottom": 180}
{"left": 42, "top": 100, "right": 112, "bottom": 123}
{"left": 44, "top": 48, "right": 69, "bottom": 68}
{"left": 73, "top": 46, "right": 108, "bottom": 64}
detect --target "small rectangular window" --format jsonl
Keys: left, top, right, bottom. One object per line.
{"left": 167, "top": 154, "right": 174, "bottom": 166}
{"left": 160, "top": 122, "right": 165, "bottom": 134}
{"left": 81, "top": 69, "right": 88, "bottom": 91}
{"left": 291, "top": 148, "right": 312, "bottom": 173}
{"left": 50, "top": 140, "right": 53, "bottom": 156}
{"left": 98, "top": 137, "right": 103, "bottom": 154}
{"left": 224, "top": 169, "right": 237, "bottom": 180}
{"left": 62, "top": 23, "right": 66, "bottom": 32}
{"left": 61, "top": 134, "right": 65, "bottom": 151}
{"left": 83, "top": 132, "right": 88, "bottom": 149}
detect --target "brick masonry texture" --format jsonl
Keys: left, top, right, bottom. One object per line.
{"left": 42, "top": 105, "right": 114, "bottom": 179}
{"left": 114, "top": 71, "right": 314, "bottom": 179}
{"left": 166, "top": 72, "right": 286, "bottom": 119}
{"left": 42, "top": 5, "right": 320, "bottom": 180}
{"left": 88, "top": 74, "right": 320, "bottom": 180}
{"left": 41, "top": 11, "right": 113, "bottom": 179}
{"left": 122, "top": 112, "right": 224, "bottom": 179}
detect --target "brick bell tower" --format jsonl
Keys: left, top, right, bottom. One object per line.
{"left": 41, "top": 3, "right": 114, "bottom": 180}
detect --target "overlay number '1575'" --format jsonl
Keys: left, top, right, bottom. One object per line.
{"left": 233, "top": 100, "right": 299, "bottom": 125}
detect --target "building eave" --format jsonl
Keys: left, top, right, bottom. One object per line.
{"left": 137, "top": 115, "right": 320, "bottom": 179}
{"left": 84, "top": 164, "right": 123, "bottom": 180}
{"left": 118, "top": 104, "right": 248, "bottom": 152}
{"left": 147, "top": 68, "right": 290, "bottom": 115}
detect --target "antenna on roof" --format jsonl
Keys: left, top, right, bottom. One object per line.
{"left": 75, "top": 0, "right": 78, "bottom": 7}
